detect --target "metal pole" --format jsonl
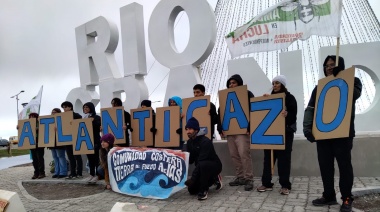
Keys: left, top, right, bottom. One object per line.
{"left": 10, "top": 90, "right": 25, "bottom": 120}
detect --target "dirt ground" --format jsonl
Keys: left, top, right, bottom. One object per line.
{"left": 23, "top": 182, "right": 105, "bottom": 200}
{"left": 352, "top": 193, "right": 380, "bottom": 212}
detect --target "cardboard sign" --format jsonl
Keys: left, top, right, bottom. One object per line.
{"left": 38, "top": 115, "right": 56, "bottom": 147}
{"left": 218, "top": 85, "right": 250, "bottom": 135}
{"left": 56, "top": 111, "right": 74, "bottom": 146}
{"left": 131, "top": 108, "right": 153, "bottom": 147}
{"left": 101, "top": 106, "right": 126, "bottom": 145}
{"left": 18, "top": 118, "right": 37, "bottom": 150}
{"left": 313, "top": 67, "right": 355, "bottom": 140}
{"left": 72, "top": 118, "right": 95, "bottom": 155}
{"left": 108, "top": 147, "right": 189, "bottom": 199}
{"left": 250, "top": 93, "right": 285, "bottom": 150}
{"left": 182, "top": 96, "right": 211, "bottom": 139}
{"left": 155, "top": 106, "right": 180, "bottom": 147}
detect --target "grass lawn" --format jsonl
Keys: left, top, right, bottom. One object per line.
{"left": 0, "top": 149, "right": 30, "bottom": 158}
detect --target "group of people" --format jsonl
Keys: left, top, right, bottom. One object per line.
{"left": 24, "top": 55, "right": 360, "bottom": 212}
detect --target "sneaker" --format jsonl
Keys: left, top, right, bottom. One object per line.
{"left": 58, "top": 175, "right": 67, "bottom": 179}
{"left": 31, "top": 175, "right": 38, "bottom": 180}
{"left": 197, "top": 191, "right": 208, "bottom": 200}
{"left": 76, "top": 175, "right": 83, "bottom": 179}
{"left": 340, "top": 197, "right": 353, "bottom": 212}
{"left": 279, "top": 188, "right": 290, "bottom": 195}
{"left": 65, "top": 175, "right": 75, "bottom": 180}
{"left": 312, "top": 196, "right": 338, "bottom": 206}
{"left": 244, "top": 180, "right": 254, "bottom": 191}
{"left": 215, "top": 175, "right": 223, "bottom": 191}
{"left": 38, "top": 174, "right": 46, "bottom": 179}
{"left": 257, "top": 185, "right": 273, "bottom": 192}
{"left": 229, "top": 177, "right": 245, "bottom": 186}
{"left": 84, "top": 176, "right": 93, "bottom": 182}
{"left": 89, "top": 176, "right": 98, "bottom": 183}
{"left": 52, "top": 175, "right": 58, "bottom": 178}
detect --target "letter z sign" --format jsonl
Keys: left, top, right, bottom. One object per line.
{"left": 250, "top": 93, "right": 286, "bottom": 150}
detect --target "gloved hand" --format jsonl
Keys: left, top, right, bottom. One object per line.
{"left": 150, "top": 127, "right": 157, "bottom": 134}
{"left": 333, "top": 66, "right": 343, "bottom": 77}
{"left": 176, "top": 128, "right": 182, "bottom": 135}
{"left": 304, "top": 131, "right": 316, "bottom": 143}
{"left": 185, "top": 178, "right": 194, "bottom": 187}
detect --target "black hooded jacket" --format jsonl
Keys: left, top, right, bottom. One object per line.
{"left": 303, "top": 56, "right": 362, "bottom": 138}
{"left": 83, "top": 102, "right": 101, "bottom": 146}
{"left": 217, "top": 74, "right": 254, "bottom": 134}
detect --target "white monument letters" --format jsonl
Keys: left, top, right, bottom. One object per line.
{"left": 66, "top": 0, "right": 380, "bottom": 133}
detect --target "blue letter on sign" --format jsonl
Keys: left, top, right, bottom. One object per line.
{"left": 164, "top": 110, "right": 170, "bottom": 142}
{"left": 222, "top": 92, "right": 248, "bottom": 131}
{"left": 40, "top": 117, "right": 55, "bottom": 144}
{"left": 18, "top": 121, "right": 36, "bottom": 147}
{"left": 250, "top": 98, "right": 283, "bottom": 145}
{"left": 133, "top": 110, "right": 150, "bottom": 141}
{"left": 101, "top": 109, "right": 124, "bottom": 139}
{"left": 56, "top": 116, "right": 72, "bottom": 144}
{"left": 316, "top": 79, "right": 348, "bottom": 132}
{"left": 186, "top": 99, "right": 208, "bottom": 131}
{"left": 75, "top": 122, "right": 94, "bottom": 151}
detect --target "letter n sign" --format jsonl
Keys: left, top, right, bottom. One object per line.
{"left": 313, "top": 67, "right": 355, "bottom": 140}
{"left": 250, "top": 93, "right": 285, "bottom": 150}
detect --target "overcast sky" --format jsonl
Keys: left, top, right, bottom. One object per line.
{"left": 0, "top": 0, "right": 378, "bottom": 139}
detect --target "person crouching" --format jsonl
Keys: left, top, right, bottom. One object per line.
{"left": 184, "top": 117, "right": 222, "bottom": 200}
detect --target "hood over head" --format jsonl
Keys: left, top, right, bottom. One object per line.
{"left": 226, "top": 74, "right": 243, "bottom": 88}
{"left": 323, "top": 55, "right": 345, "bottom": 76}
{"left": 168, "top": 96, "right": 182, "bottom": 109}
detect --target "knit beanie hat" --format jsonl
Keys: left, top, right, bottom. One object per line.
{"left": 185, "top": 117, "right": 200, "bottom": 131}
{"left": 141, "top": 100, "right": 152, "bottom": 107}
{"left": 101, "top": 133, "right": 115, "bottom": 145}
{"left": 272, "top": 75, "right": 287, "bottom": 87}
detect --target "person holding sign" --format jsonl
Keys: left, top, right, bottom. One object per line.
{"left": 141, "top": 100, "right": 157, "bottom": 147}
{"left": 111, "top": 98, "right": 132, "bottom": 147}
{"left": 83, "top": 102, "right": 101, "bottom": 183}
{"left": 193, "top": 84, "right": 218, "bottom": 141}
{"left": 61, "top": 101, "right": 83, "bottom": 179}
{"left": 168, "top": 96, "right": 184, "bottom": 150}
{"left": 49, "top": 108, "right": 68, "bottom": 178}
{"left": 303, "top": 56, "right": 362, "bottom": 211}
{"left": 257, "top": 75, "right": 297, "bottom": 195}
{"left": 97, "top": 133, "right": 114, "bottom": 190}
{"left": 185, "top": 117, "right": 222, "bottom": 200}
{"left": 218, "top": 74, "right": 254, "bottom": 191}
{"left": 29, "top": 112, "right": 46, "bottom": 179}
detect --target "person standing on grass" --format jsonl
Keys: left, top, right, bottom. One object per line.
{"left": 61, "top": 101, "right": 83, "bottom": 179}
{"left": 256, "top": 75, "right": 297, "bottom": 195}
{"left": 50, "top": 108, "right": 68, "bottom": 179}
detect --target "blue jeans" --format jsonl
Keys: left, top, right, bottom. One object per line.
{"left": 97, "top": 166, "right": 105, "bottom": 180}
{"left": 51, "top": 148, "right": 67, "bottom": 176}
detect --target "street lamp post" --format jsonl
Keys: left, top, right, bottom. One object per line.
{"left": 10, "top": 90, "right": 25, "bottom": 120}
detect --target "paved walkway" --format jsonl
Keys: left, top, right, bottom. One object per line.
{"left": 2, "top": 166, "right": 380, "bottom": 212}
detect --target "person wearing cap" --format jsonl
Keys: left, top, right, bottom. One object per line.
{"left": 256, "top": 75, "right": 297, "bottom": 195}
{"left": 61, "top": 101, "right": 83, "bottom": 179}
{"left": 217, "top": 74, "right": 255, "bottom": 191}
{"left": 29, "top": 112, "right": 46, "bottom": 179}
{"left": 184, "top": 117, "right": 222, "bottom": 200}
{"left": 111, "top": 98, "right": 131, "bottom": 147}
{"left": 97, "top": 133, "right": 115, "bottom": 190}
{"left": 303, "top": 55, "right": 362, "bottom": 212}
